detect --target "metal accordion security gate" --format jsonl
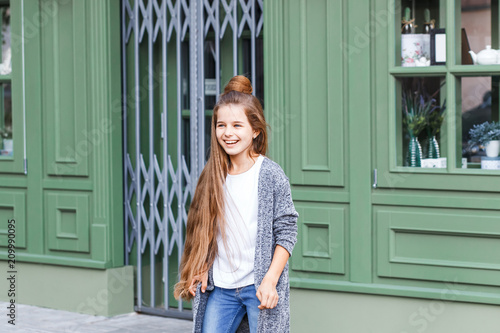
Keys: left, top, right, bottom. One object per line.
{"left": 121, "top": 0, "right": 264, "bottom": 318}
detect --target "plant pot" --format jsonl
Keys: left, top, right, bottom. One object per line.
{"left": 485, "top": 140, "right": 500, "bottom": 157}
{"left": 427, "top": 135, "right": 440, "bottom": 158}
{"left": 406, "top": 136, "right": 422, "bottom": 167}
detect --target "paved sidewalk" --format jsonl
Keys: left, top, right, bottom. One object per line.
{"left": 0, "top": 302, "right": 193, "bottom": 333}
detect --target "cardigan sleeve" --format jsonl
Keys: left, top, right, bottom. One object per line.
{"left": 272, "top": 171, "right": 299, "bottom": 257}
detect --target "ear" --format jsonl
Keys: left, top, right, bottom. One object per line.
{"left": 253, "top": 131, "right": 260, "bottom": 139}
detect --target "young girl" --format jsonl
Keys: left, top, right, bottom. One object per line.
{"left": 174, "top": 75, "right": 298, "bottom": 333}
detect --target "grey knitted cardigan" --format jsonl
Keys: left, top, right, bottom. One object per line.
{"left": 191, "top": 156, "right": 299, "bottom": 333}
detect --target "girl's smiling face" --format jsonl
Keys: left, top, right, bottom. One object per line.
{"left": 216, "top": 104, "right": 257, "bottom": 159}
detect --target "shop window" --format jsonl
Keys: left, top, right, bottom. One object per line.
{"left": 392, "top": 0, "right": 500, "bottom": 172}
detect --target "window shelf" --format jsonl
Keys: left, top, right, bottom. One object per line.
{"left": 389, "top": 66, "right": 448, "bottom": 76}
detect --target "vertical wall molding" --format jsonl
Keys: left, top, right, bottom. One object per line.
{"left": 264, "top": 0, "right": 286, "bottom": 167}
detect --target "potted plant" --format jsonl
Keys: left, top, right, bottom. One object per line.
{"left": 423, "top": 94, "right": 446, "bottom": 159}
{"left": 402, "top": 81, "right": 446, "bottom": 166}
{"left": 0, "top": 125, "right": 12, "bottom": 153}
{"left": 468, "top": 121, "right": 500, "bottom": 157}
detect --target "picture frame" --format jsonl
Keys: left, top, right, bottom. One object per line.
{"left": 430, "top": 28, "right": 446, "bottom": 65}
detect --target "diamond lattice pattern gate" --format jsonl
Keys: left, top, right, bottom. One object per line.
{"left": 121, "top": 0, "right": 263, "bottom": 318}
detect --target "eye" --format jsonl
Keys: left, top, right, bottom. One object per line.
{"left": 217, "top": 124, "right": 225, "bottom": 128}
{"left": 234, "top": 124, "right": 242, "bottom": 127}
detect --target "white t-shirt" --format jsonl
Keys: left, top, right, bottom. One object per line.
{"left": 213, "top": 154, "right": 265, "bottom": 288}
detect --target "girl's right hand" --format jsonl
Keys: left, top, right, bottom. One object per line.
{"left": 188, "top": 269, "right": 208, "bottom": 297}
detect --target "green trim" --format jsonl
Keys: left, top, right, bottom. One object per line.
{"left": 292, "top": 187, "right": 350, "bottom": 203}
{"left": 372, "top": 190, "right": 500, "bottom": 210}
{"left": 264, "top": 0, "right": 285, "bottom": 164}
{"left": 0, "top": 252, "right": 111, "bottom": 268}
{"left": 0, "top": 175, "right": 27, "bottom": 186}
{"left": 41, "top": 179, "right": 94, "bottom": 191}
{"left": 290, "top": 278, "right": 500, "bottom": 305}
{"left": 449, "top": 65, "right": 500, "bottom": 75}
{"left": 89, "top": 0, "right": 124, "bottom": 268}
{"left": 23, "top": 0, "right": 43, "bottom": 258}
{"left": 347, "top": 0, "right": 372, "bottom": 283}
{"left": 389, "top": 66, "right": 448, "bottom": 76}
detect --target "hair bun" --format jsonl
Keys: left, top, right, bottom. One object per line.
{"left": 223, "top": 75, "right": 253, "bottom": 95}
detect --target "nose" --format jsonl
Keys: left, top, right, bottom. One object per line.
{"left": 223, "top": 125, "right": 233, "bottom": 137}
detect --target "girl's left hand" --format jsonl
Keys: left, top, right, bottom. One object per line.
{"left": 256, "top": 277, "right": 279, "bottom": 309}
{"left": 188, "top": 264, "right": 208, "bottom": 297}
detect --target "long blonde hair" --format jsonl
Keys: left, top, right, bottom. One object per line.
{"left": 174, "top": 75, "right": 268, "bottom": 300}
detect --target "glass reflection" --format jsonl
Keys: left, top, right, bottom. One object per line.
{"left": 0, "top": 83, "right": 12, "bottom": 156}
{"left": 461, "top": 76, "right": 500, "bottom": 168}
{"left": 0, "top": 6, "right": 10, "bottom": 74}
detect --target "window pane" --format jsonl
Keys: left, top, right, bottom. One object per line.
{"left": 399, "top": 0, "right": 442, "bottom": 67}
{"left": 460, "top": 76, "right": 500, "bottom": 169}
{"left": 461, "top": 0, "right": 492, "bottom": 65}
{"left": 0, "top": 6, "right": 10, "bottom": 75}
{"left": 0, "top": 82, "right": 12, "bottom": 156}
{"left": 398, "top": 77, "right": 447, "bottom": 167}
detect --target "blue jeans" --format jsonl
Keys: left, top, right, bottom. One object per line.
{"left": 202, "top": 285, "right": 260, "bottom": 333}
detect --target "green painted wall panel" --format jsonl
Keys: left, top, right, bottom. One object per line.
{"left": 291, "top": 202, "right": 346, "bottom": 274}
{"left": 286, "top": 0, "right": 345, "bottom": 187}
{"left": 0, "top": 190, "right": 25, "bottom": 248}
{"left": 46, "top": 191, "right": 90, "bottom": 253}
{"left": 42, "top": 0, "right": 89, "bottom": 177}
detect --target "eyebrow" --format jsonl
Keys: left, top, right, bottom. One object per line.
{"left": 217, "top": 120, "right": 244, "bottom": 124}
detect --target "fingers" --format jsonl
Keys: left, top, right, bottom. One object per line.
{"left": 188, "top": 278, "right": 197, "bottom": 297}
{"left": 201, "top": 272, "right": 208, "bottom": 293}
{"left": 256, "top": 290, "right": 279, "bottom": 310}
{"left": 270, "top": 295, "right": 279, "bottom": 309}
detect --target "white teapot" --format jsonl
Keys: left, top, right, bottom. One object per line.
{"left": 469, "top": 45, "right": 498, "bottom": 65}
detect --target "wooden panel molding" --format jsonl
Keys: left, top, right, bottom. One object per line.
{"left": 46, "top": 191, "right": 90, "bottom": 253}
{"left": 287, "top": 0, "right": 345, "bottom": 187}
{"left": 0, "top": 190, "right": 26, "bottom": 248}
{"left": 41, "top": 0, "right": 89, "bottom": 177}
{"left": 291, "top": 202, "right": 346, "bottom": 274}
{"left": 376, "top": 206, "right": 500, "bottom": 286}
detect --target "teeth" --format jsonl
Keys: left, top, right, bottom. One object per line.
{"left": 226, "top": 141, "right": 237, "bottom": 144}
